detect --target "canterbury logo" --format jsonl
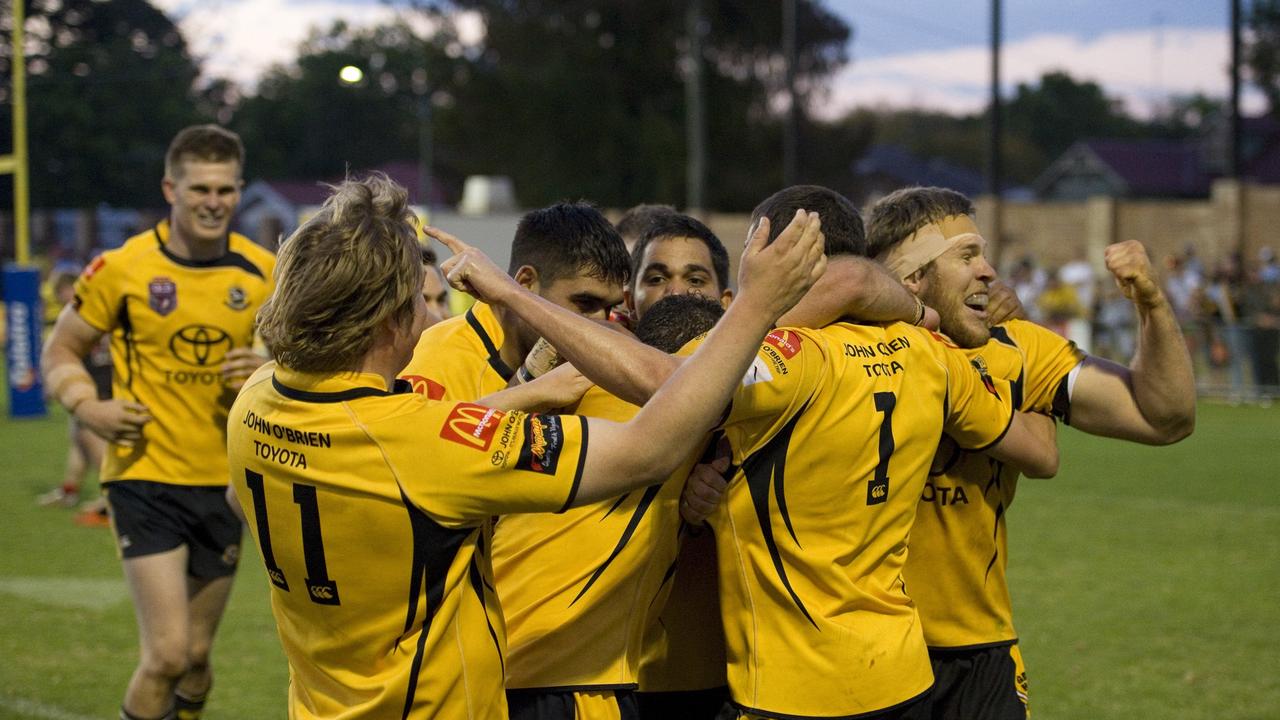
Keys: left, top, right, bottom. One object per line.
{"left": 439, "top": 403, "right": 505, "bottom": 451}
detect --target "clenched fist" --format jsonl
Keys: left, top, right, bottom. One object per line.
{"left": 1105, "top": 240, "right": 1164, "bottom": 310}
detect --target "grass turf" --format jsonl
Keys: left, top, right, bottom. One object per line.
{"left": 1, "top": 401, "right": 1276, "bottom": 718}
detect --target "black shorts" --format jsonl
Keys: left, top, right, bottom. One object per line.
{"left": 718, "top": 688, "right": 931, "bottom": 720}
{"left": 103, "top": 480, "right": 242, "bottom": 579}
{"left": 638, "top": 687, "right": 727, "bottom": 720}
{"left": 507, "top": 687, "right": 639, "bottom": 720}
{"left": 928, "top": 643, "right": 1028, "bottom": 720}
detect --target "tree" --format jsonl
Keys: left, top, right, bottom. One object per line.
{"left": 1003, "top": 71, "right": 1143, "bottom": 168}
{"left": 230, "top": 17, "right": 472, "bottom": 199}
{"left": 0, "top": 0, "right": 207, "bottom": 208}
{"left": 414, "top": 0, "right": 852, "bottom": 209}
{"left": 1248, "top": 0, "right": 1280, "bottom": 117}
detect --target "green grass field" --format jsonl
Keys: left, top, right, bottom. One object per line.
{"left": 1, "top": 401, "right": 1277, "bottom": 719}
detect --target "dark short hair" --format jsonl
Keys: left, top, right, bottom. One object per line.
{"left": 630, "top": 213, "right": 731, "bottom": 292}
{"left": 634, "top": 293, "right": 725, "bottom": 353}
{"left": 615, "top": 203, "right": 678, "bottom": 245}
{"left": 165, "top": 124, "right": 244, "bottom": 179}
{"left": 866, "top": 186, "right": 975, "bottom": 259}
{"left": 750, "top": 185, "right": 863, "bottom": 257}
{"left": 510, "top": 202, "right": 631, "bottom": 286}
{"left": 420, "top": 245, "right": 438, "bottom": 266}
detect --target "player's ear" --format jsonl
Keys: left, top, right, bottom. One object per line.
{"left": 623, "top": 286, "right": 636, "bottom": 315}
{"left": 513, "top": 265, "right": 540, "bottom": 293}
{"left": 161, "top": 176, "right": 178, "bottom": 205}
{"left": 902, "top": 267, "right": 926, "bottom": 296}
{"left": 719, "top": 288, "right": 734, "bottom": 309}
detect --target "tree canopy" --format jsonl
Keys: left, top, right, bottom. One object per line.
{"left": 0, "top": 0, "right": 206, "bottom": 208}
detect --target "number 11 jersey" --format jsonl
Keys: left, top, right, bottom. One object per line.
{"left": 228, "top": 364, "right": 589, "bottom": 719}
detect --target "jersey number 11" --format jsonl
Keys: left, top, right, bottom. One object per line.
{"left": 243, "top": 469, "right": 342, "bottom": 606}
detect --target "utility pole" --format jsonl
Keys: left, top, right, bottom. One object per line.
{"left": 987, "top": 0, "right": 1003, "bottom": 249}
{"left": 783, "top": 0, "right": 798, "bottom": 186}
{"left": 1230, "top": 0, "right": 1242, "bottom": 179}
{"left": 685, "top": 0, "right": 706, "bottom": 213}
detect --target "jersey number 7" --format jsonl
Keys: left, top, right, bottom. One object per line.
{"left": 243, "top": 469, "right": 342, "bottom": 606}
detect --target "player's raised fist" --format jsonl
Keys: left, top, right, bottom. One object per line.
{"left": 430, "top": 226, "right": 522, "bottom": 306}
{"left": 1105, "top": 240, "right": 1163, "bottom": 309}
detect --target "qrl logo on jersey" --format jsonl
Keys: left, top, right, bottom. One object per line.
{"left": 149, "top": 277, "right": 177, "bottom": 316}
{"left": 440, "top": 403, "right": 506, "bottom": 451}
{"left": 764, "top": 329, "right": 802, "bottom": 359}
{"left": 402, "top": 374, "right": 447, "bottom": 400}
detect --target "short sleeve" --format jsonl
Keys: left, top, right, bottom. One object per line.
{"left": 71, "top": 253, "right": 122, "bottom": 333}
{"left": 1006, "top": 319, "right": 1086, "bottom": 413}
{"left": 406, "top": 402, "right": 589, "bottom": 523}
{"left": 711, "top": 328, "right": 826, "bottom": 465}
{"left": 940, "top": 345, "right": 1015, "bottom": 451}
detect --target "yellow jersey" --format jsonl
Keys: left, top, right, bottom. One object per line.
{"left": 73, "top": 221, "right": 275, "bottom": 486}
{"left": 228, "top": 364, "right": 588, "bottom": 719}
{"left": 497, "top": 387, "right": 695, "bottom": 690}
{"left": 904, "top": 319, "right": 1083, "bottom": 649}
{"left": 707, "top": 324, "right": 1015, "bottom": 718}
{"left": 399, "top": 302, "right": 514, "bottom": 400}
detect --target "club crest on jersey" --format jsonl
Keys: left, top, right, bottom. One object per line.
{"left": 970, "top": 356, "right": 1000, "bottom": 398}
{"left": 401, "top": 374, "right": 447, "bottom": 400}
{"left": 764, "top": 329, "right": 802, "bottom": 359}
{"left": 440, "top": 403, "right": 505, "bottom": 451}
{"left": 225, "top": 285, "right": 249, "bottom": 311}
{"left": 516, "top": 414, "right": 565, "bottom": 475}
{"left": 149, "top": 277, "right": 177, "bottom": 316}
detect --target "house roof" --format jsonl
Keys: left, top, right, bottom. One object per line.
{"left": 1034, "top": 139, "right": 1211, "bottom": 198}
{"left": 1081, "top": 139, "right": 1209, "bottom": 197}
{"left": 855, "top": 144, "right": 986, "bottom": 198}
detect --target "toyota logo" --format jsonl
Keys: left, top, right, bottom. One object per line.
{"left": 169, "top": 325, "right": 233, "bottom": 366}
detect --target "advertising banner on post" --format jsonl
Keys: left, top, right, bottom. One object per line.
{"left": 4, "top": 264, "right": 46, "bottom": 418}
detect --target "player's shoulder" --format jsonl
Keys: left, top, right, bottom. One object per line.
{"left": 418, "top": 310, "right": 475, "bottom": 345}
{"left": 228, "top": 232, "right": 276, "bottom": 273}
{"left": 104, "top": 229, "right": 163, "bottom": 265}
{"left": 996, "top": 318, "right": 1055, "bottom": 346}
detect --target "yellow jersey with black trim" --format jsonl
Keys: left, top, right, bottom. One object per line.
{"left": 905, "top": 319, "right": 1084, "bottom": 650}
{"left": 704, "top": 323, "right": 1016, "bottom": 718}
{"left": 399, "top": 302, "right": 514, "bottom": 400}
{"left": 228, "top": 364, "right": 589, "bottom": 719}
{"left": 72, "top": 221, "right": 275, "bottom": 486}
{"left": 496, "top": 386, "right": 696, "bottom": 690}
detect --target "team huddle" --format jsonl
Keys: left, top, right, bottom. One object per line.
{"left": 43, "top": 125, "right": 1195, "bottom": 720}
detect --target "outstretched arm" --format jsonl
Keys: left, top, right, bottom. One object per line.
{"left": 574, "top": 212, "right": 827, "bottom": 505}
{"left": 435, "top": 211, "right": 828, "bottom": 506}
{"left": 1067, "top": 241, "right": 1195, "bottom": 445}
{"left": 433, "top": 226, "right": 678, "bottom": 405}
{"left": 777, "top": 255, "right": 937, "bottom": 329}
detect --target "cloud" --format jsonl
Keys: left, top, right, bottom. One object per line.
{"left": 151, "top": 0, "right": 483, "bottom": 90}
{"left": 827, "top": 26, "right": 1267, "bottom": 118}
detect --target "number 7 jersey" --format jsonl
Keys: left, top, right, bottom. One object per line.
{"left": 227, "top": 364, "right": 589, "bottom": 719}
{"left": 702, "top": 323, "right": 1016, "bottom": 718}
